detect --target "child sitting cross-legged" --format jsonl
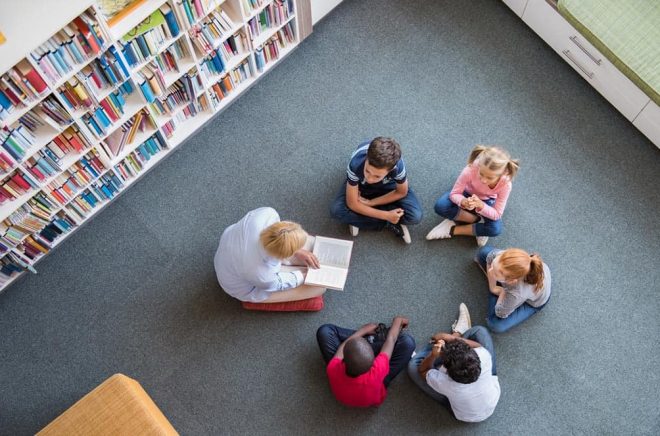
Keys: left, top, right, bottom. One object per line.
{"left": 316, "top": 316, "right": 416, "bottom": 407}
{"left": 408, "top": 304, "right": 501, "bottom": 422}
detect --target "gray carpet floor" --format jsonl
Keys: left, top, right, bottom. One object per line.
{"left": 1, "top": 0, "right": 659, "bottom": 434}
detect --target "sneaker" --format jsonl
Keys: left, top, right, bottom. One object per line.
{"left": 349, "top": 225, "right": 359, "bottom": 237}
{"left": 451, "top": 303, "right": 472, "bottom": 334}
{"left": 476, "top": 236, "right": 489, "bottom": 247}
{"left": 386, "top": 222, "right": 411, "bottom": 244}
{"left": 426, "top": 219, "right": 455, "bottom": 240}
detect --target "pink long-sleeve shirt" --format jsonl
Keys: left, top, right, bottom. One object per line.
{"left": 449, "top": 161, "right": 512, "bottom": 221}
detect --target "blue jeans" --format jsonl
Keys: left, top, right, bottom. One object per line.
{"left": 434, "top": 191, "right": 502, "bottom": 237}
{"left": 330, "top": 185, "right": 423, "bottom": 230}
{"left": 476, "top": 246, "right": 550, "bottom": 333}
{"left": 407, "top": 326, "right": 496, "bottom": 411}
{"left": 316, "top": 324, "right": 416, "bottom": 387}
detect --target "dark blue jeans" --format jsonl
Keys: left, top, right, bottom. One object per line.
{"left": 476, "top": 246, "right": 550, "bottom": 333}
{"left": 434, "top": 191, "right": 502, "bottom": 237}
{"left": 330, "top": 185, "right": 423, "bottom": 230}
{"left": 407, "top": 326, "right": 496, "bottom": 410}
{"left": 316, "top": 324, "right": 416, "bottom": 387}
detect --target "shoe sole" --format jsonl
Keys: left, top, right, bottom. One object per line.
{"left": 401, "top": 225, "right": 411, "bottom": 244}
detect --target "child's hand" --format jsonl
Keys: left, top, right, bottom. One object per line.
{"left": 431, "top": 340, "right": 444, "bottom": 356}
{"left": 470, "top": 195, "right": 485, "bottom": 210}
{"left": 386, "top": 208, "right": 404, "bottom": 224}
{"left": 491, "top": 285, "right": 505, "bottom": 296}
{"left": 392, "top": 316, "right": 409, "bottom": 329}
{"left": 358, "top": 323, "right": 379, "bottom": 335}
{"left": 460, "top": 198, "right": 474, "bottom": 210}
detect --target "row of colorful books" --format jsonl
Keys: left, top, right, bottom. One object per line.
{"left": 150, "top": 72, "right": 204, "bottom": 117}
{"left": 247, "top": 0, "right": 292, "bottom": 40}
{"left": 189, "top": 8, "right": 237, "bottom": 54}
{"left": 242, "top": 0, "right": 269, "bottom": 16}
{"left": 44, "top": 149, "right": 106, "bottom": 207}
{"left": 30, "top": 9, "right": 108, "bottom": 86}
{"left": 80, "top": 82, "right": 135, "bottom": 139}
{"left": 254, "top": 23, "right": 296, "bottom": 71}
{"left": 0, "top": 61, "right": 49, "bottom": 123}
{"left": 161, "top": 95, "right": 209, "bottom": 138}
{"left": 137, "top": 38, "right": 191, "bottom": 103}
{"left": 114, "top": 132, "right": 167, "bottom": 179}
{"left": 64, "top": 170, "right": 125, "bottom": 221}
{"left": 101, "top": 109, "right": 155, "bottom": 157}
{"left": 1, "top": 123, "right": 37, "bottom": 164}
{"left": 23, "top": 125, "right": 91, "bottom": 184}
{"left": 171, "top": 0, "right": 220, "bottom": 29}
{"left": 207, "top": 59, "right": 254, "bottom": 107}
{"left": 0, "top": 171, "right": 39, "bottom": 204}
{"left": 36, "top": 96, "right": 74, "bottom": 130}
{"left": 120, "top": 8, "right": 183, "bottom": 68}
{"left": 77, "top": 46, "right": 131, "bottom": 100}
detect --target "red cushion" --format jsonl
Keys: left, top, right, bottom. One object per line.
{"left": 241, "top": 296, "right": 324, "bottom": 312}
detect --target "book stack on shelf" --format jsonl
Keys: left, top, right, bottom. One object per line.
{"left": 0, "top": 0, "right": 300, "bottom": 292}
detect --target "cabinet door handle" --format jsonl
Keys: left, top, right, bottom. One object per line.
{"left": 562, "top": 50, "right": 595, "bottom": 79}
{"left": 569, "top": 35, "right": 602, "bottom": 65}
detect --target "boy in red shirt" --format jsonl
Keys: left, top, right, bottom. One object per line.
{"left": 316, "top": 316, "right": 415, "bottom": 407}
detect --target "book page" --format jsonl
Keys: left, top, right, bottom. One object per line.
{"left": 312, "top": 236, "right": 353, "bottom": 269}
{"left": 305, "top": 265, "right": 348, "bottom": 291}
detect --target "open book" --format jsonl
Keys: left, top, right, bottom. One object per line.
{"left": 304, "top": 236, "right": 354, "bottom": 291}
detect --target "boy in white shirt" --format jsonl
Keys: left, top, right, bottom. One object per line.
{"left": 407, "top": 304, "right": 500, "bottom": 422}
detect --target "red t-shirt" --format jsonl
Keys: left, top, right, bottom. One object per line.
{"left": 326, "top": 353, "right": 390, "bottom": 407}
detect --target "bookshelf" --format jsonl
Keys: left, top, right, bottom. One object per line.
{"left": 0, "top": 0, "right": 311, "bottom": 293}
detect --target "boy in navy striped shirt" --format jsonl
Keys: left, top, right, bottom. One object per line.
{"left": 330, "top": 137, "right": 422, "bottom": 244}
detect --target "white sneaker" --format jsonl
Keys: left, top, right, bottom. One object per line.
{"left": 451, "top": 303, "right": 472, "bottom": 334}
{"left": 425, "top": 219, "right": 455, "bottom": 240}
{"left": 476, "top": 236, "right": 489, "bottom": 247}
{"left": 400, "top": 224, "right": 411, "bottom": 244}
{"left": 349, "top": 225, "right": 359, "bottom": 237}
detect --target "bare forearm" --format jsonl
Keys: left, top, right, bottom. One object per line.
{"left": 380, "top": 326, "right": 402, "bottom": 358}
{"left": 347, "top": 199, "right": 390, "bottom": 220}
{"left": 419, "top": 352, "right": 436, "bottom": 376}
{"left": 368, "top": 190, "right": 406, "bottom": 206}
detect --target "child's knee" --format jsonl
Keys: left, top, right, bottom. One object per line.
{"left": 486, "top": 317, "right": 510, "bottom": 334}
{"left": 484, "top": 221, "right": 503, "bottom": 236}
{"left": 399, "top": 334, "right": 416, "bottom": 353}
{"left": 405, "top": 207, "right": 423, "bottom": 225}
{"left": 329, "top": 200, "right": 347, "bottom": 219}
{"left": 316, "top": 324, "right": 335, "bottom": 339}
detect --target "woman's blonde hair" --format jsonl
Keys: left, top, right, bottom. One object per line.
{"left": 468, "top": 145, "right": 520, "bottom": 179}
{"left": 498, "top": 248, "right": 545, "bottom": 293}
{"left": 260, "top": 221, "right": 308, "bottom": 259}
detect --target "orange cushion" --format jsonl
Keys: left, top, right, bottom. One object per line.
{"left": 241, "top": 296, "right": 324, "bottom": 312}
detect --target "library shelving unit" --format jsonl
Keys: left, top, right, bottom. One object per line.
{"left": 0, "top": 0, "right": 312, "bottom": 293}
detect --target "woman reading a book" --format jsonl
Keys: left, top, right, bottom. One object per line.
{"left": 214, "top": 207, "right": 326, "bottom": 303}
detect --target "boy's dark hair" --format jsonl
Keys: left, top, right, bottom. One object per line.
{"left": 367, "top": 137, "right": 401, "bottom": 170}
{"left": 344, "top": 337, "right": 375, "bottom": 377}
{"left": 443, "top": 340, "right": 481, "bottom": 384}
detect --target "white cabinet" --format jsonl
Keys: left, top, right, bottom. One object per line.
{"left": 503, "top": 0, "right": 528, "bottom": 17}
{"left": 522, "top": 0, "right": 650, "bottom": 122}
{"left": 633, "top": 101, "right": 660, "bottom": 147}
{"left": 312, "top": 0, "right": 343, "bottom": 24}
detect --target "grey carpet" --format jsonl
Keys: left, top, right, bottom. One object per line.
{"left": 1, "top": 0, "right": 659, "bottom": 434}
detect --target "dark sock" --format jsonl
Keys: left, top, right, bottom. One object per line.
{"left": 449, "top": 225, "right": 456, "bottom": 236}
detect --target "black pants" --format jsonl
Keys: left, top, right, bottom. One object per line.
{"left": 316, "top": 323, "right": 416, "bottom": 387}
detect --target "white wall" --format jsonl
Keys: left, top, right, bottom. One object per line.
{"left": 311, "top": 0, "right": 343, "bottom": 24}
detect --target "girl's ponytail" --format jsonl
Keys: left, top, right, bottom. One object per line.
{"left": 526, "top": 254, "right": 545, "bottom": 293}
{"left": 468, "top": 145, "right": 488, "bottom": 164}
{"left": 506, "top": 158, "right": 520, "bottom": 179}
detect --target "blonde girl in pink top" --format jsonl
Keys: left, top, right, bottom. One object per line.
{"left": 426, "top": 146, "right": 519, "bottom": 247}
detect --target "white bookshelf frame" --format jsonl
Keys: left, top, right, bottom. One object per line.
{"left": 0, "top": 0, "right": 304, "bottom": 293}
